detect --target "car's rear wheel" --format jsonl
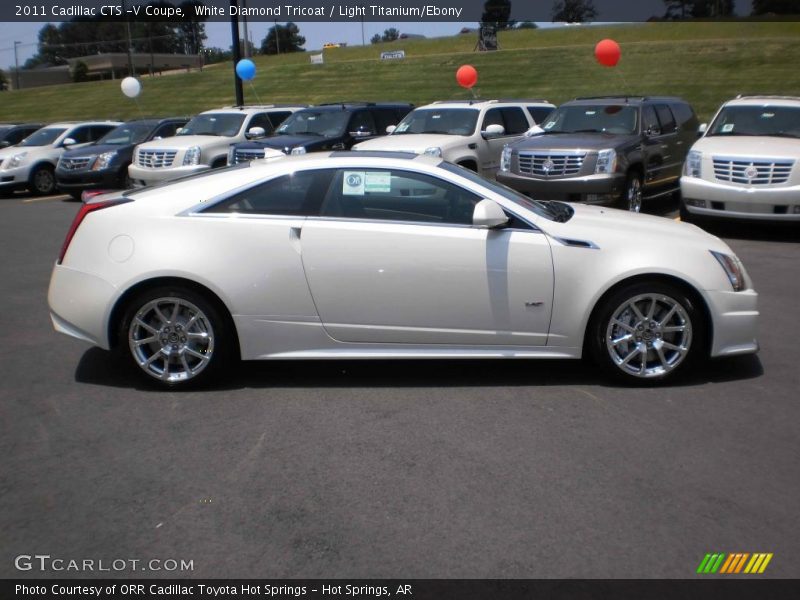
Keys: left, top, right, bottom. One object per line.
{"left": 30, "top": 165, "right": 56, "bottom": 196}
{"left": 589, "top": 282, "right": 705, "bottom": 384}
{"left": 120, "top": 286, "right": 235, "bottom": 387}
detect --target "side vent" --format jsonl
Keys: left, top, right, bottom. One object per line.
{"left": 553, "top": 237, "right": 599, "bottom": 249}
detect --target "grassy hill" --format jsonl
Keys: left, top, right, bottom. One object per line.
{"left": 2, "top": 21, "right": 799, "bottom": 123}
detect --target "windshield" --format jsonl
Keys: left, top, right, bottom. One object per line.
{"left": 19, "top": 127, "right": 67, "bottom": 147}
{"left": 97, "top": 122, "right": 155, "bottom": 145}
{"left": 178, "top": 113, "right": 245, "bottom": 137}
{"left": 440, "top": 162, "right": 571, "bottom": 222}
{"left": 276, "top": 111, "right": 350, "bottom": 137}
{"left": 540, "top": 104, "right": 639, "bottom": 135}
{"left": 708, "top": 105, "right": 800, "bottom": 138}
{"left": 393, "top": 108, "right": 479, "bottom": 136}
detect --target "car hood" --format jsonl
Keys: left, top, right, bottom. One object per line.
{"left": 691, "top": 135, "right": 800, "bottom": 157}
{"left": 257, "top": 134, "right": 331, "bottom": 152}
{"left": 61, "top": 143, "right": 130, "bottom": 159}
{"left": 548, "top": 203, "right": 729, "bottom": 252}
{"left": 355, "top": 133, "right": 466, "bottom": 152}
{"left": 136, "top": 135, "right": 231, "bottom": 150}
{"left": 512, "top": 132, "right": 640, "bottom": 152}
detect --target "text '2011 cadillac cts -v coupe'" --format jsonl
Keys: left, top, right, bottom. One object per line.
{"left": 48, "top": 151, "right": 758, "bottom": 387}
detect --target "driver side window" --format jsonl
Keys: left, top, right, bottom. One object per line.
{"left": 642, "top": 105, "right": 661, "bottom": 136}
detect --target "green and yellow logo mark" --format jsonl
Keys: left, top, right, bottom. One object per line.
{"left": 696, "top": 552, "right": 773, "bottom": 574}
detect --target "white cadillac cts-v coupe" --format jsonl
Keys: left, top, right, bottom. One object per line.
{"left": 48, "top": 151, "right": 758, "bottom": 387}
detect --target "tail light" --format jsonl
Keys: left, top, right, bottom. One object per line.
{"left": 57, "top": 198, "right": 132, "bottom": 265}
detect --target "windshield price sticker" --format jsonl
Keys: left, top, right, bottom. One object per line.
{"left": 343, "top": 171, "right": 366, "bottom": 195}
{"left": 722, "top": 123, "right": 735, "bottom": 132}
{"left": 365, "top": 172, "right": 392, "bottom": 193}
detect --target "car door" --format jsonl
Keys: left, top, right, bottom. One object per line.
{"left": 344, "top": 110, "right": 378, "bottom": 147}
{"left": 299, "top": 167, "right": 554, "bottom": 346}
{"left": 478, "top": 107, "right": 529, "bottom": 176}
{"left": 653, "top": 104, "right": 682, "bottom": 185}
{"left": 640, "top": 104, "right": 669, "bottom": 192}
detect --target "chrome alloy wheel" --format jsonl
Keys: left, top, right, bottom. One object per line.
{"left": 626, "top": 176, "right": 642, "bottom": 212}
{"left": 605, "top": 293, "right": 692, "bottom": 379}
{"left": 128, "top": 297, "right": 214, "bottom": 383}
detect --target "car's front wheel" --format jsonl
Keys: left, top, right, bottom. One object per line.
{"left": 589, "top": 281, "right": 705, "bottom": 384}
{"left": 119, "top": 286, "right": 235, "bottom": 387}
{"left": 30, "top": 164, "right": 56, "bottom": 196}
{"left": 621, "top": 172, "right": 643, "bottom": 212}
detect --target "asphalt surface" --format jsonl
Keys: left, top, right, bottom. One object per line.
{"left": 1, "top": 191, "right": 799, "bottom": 579}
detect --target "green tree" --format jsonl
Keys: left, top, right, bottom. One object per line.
{"left": 260, "top": 22, "right": 306, "bottom": 54}
{"left": 481, "top": 0, "right": 515, "bottom": 29}
{"left": 72, "top": 60, "right": 89, "bottom": 82}
{"left": 370, "top": 33, "right": 382, "bottom": 44}
{"left": 381, "top": 28, "right": 400, "bottom": 42}
{"left": 552, "top": 0, "right": 597, "bottom": 21}
{"left": 516, "top": 21, "right": 539, "bottom": 28}
{"left": 0, "top": 68, "right": 8, "bottom": 91}
{"left": 752, "top": 0, "right": 800, "bottom": 13}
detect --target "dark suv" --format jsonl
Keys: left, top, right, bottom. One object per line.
{"left": 56, "top": 117, "right": 188, "bottom": 200}
{"left": 0, "top": 123, "right": 43, "bottom": 149}
{"left": 497, "top": 96, "right": 699, "bottom": 211}
{"left": 228, "top": 102, "right": 413, "bottom": 164}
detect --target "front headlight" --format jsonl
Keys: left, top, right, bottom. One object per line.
{"left": 7, "top": 152, "right": 28, "bottom": 169}
{"left": 183, "top": 146, "right": 201, "bottom": 166}
{"left": 91, "top": 151, "right": 117, "bottom": 171}
{"left": 423, "top": 146, "right": 442, "bottom": 157}
{"left": 500, "top": 146, "right": 512, "bottom": 172}
{"left": 595, "top": 148, "right": 617, "bottom": 174}
{"left": 685, "top": 150, "right": 702, "bottom": 177}
{"left": 290, "top": 146, "right": 307, "bottom": 156}
{"left": 711, "top": 250, "right": 745, "bottom": 292}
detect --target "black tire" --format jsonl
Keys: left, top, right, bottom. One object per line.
{"left": 619, "top": 171, "right": 643, "bottom": 212}
{"left": 588, "top": 281, "right": 706, "bottom": 385}
{"left": 211, "top": 157, "right": 227, "bottom": 169}
{"left": 30, "top": 164, "right": 56, "bottom": 196}
{"left": 458, "top": 160, "right": 478, "bottom": 173}
{"left": 67, "top": 191, "right": 83, "bottom": 202}
{"left": 118, "top": 166, "right": 133, "bottom": 190}
{"left": 118, "top": 285, "right": 236, "bottom": 388}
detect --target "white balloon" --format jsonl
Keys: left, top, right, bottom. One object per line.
{"left": 121, "top": 77, "right": 141, "bottom": 99}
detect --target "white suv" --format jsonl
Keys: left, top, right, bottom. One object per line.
{"left": 681, "top": 95, "right": 800, "bottom": 221}
{"left": 352, "top": 99, "right": 555, "bottom": 178}
{"left": 128, "top": 105, "right": 303, "bottom": 187}
{"left": 0, "top": 121, "right": 120, "bottom": 195}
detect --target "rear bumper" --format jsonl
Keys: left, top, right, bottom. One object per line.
{"left": 48, "top": 264, "right": 117, "bottom": 350}
{"left": 128, "top": 164, "right": 210, "bottom": 187}
{"left": 497, "top": 171, "right": 624, "bottom": 202}
{"left": 705, "top": 288, "right": 759, "bottom": 357}
{"left": 681, "top": 176, "right": 800, "bottom": 221}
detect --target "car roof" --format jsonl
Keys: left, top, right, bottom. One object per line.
{"left": 43, "top": 121, "right": 122, "bottom": 128}
{"left": 568, "top": 96, "right": 687, "bottom": 105}
{"left": 724, "top": 95, "right": 800, "bottom": 107}
{"left": 200, "top": 105, "right": 306, "bottom": 115}
{"left": 429, "top": 99, "right": 553, "bottom": 107}
{"left": 301, "top": 102, "right": 413, "bottom": 112}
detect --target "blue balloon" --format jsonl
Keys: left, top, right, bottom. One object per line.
{"left": 236, "top": 59, "right": 256, "bottom": 81}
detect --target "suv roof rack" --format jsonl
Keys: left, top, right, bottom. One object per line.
{"left": 734, "top": 94, "right": 800, "bottom": 101}
{"left": 223, "top": 104, "right": 307, "bottom": 110}
{"left": 573, "top": 95, "right": 683, "bottom": 103}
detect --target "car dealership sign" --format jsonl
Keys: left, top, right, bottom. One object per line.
{"left": 380, "top": 50, "right": 406, "bottom": 61}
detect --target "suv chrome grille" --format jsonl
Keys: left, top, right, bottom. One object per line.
{"left": 713, "top": 157, "right": 794, "bottom": 185}
{"left": 518, "top": 152, "right": 586, "bottom": 177}
{"left": 136, "top": 149, "right": 177, "bottom": 168}
{"left": 234, "top": 149, "right": 266, "bottom": 164}
{"left": 59, "top": 157, "right": 93, "bottom": 171}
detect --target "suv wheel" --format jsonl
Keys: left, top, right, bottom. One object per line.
{"left": 621, "top": 172, "right": 643, "bottom": 212}
{"left": 30, "top": 165, "right": 56, "bottom": 196}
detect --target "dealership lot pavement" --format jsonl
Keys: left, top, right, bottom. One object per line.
{"left": 1, "top": 193, "right": 798, "bottom": 579}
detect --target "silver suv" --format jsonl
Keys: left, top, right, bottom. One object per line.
{"left": 128, "top": 105, "right": 303, "bottom": 187}
{"left": 0, "top": 121, "right": 120, "bottom": 195}
{"left": 681, "top": 95, "right": 800, "bottom": 221}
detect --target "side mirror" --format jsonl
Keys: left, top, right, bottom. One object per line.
{"left": 385, "top": 125, "right": 396, "bottom": 134}
{"left": 246, "top": 126, "right": 267, "bottom": 140}
{"left": 62, "top": 137, "right": 77, "bottom": 147}
{"left": 525, "top": 125, "right": 545, "bottom": 137}
{"left": 697, "top": 123, "right": 708, "bottom": 137}
{"left": 472, "top": 199, "right": 509, "bottom": 229}
{"left": 152, "top": 136, "right": 163, "bottom": 141}
{"left": 481, "top": 124, "right": 505, "bottom": 139}
{"left": 175, "top": 127, "right": 185, "bottom": 135}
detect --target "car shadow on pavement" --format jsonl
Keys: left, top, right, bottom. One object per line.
{"left": 74, "top": 347, "right": 763, "bottom": 391}
{"left": 691, "top": 220, "right": 800, "bottom": 243}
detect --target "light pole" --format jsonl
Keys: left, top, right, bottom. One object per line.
{"left": 13, "top": 41, "right": 21, "bottom": 90}
{"left": 230, "top": 0, "right": 244, "bottom": 106}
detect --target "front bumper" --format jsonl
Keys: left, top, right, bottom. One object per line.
{"left": 681, "top": 176, "right": 800, "bottom": 221}
{"left": 127, "top": 163, "right": 210, "bottom": 187}
{"left": 705, "top": 287, "right": 759, "bottom": 357}
{"left": 496, "top": 171, "right": 625, "bottom": 202}
{"left": 48, "top": 264, "right": 118, "bottom": 350}
{"left": 0, "top": 164, "right": 32, "bottom": 190}
{"left": 56, "top": 168, "right": 122, "bottom": 193}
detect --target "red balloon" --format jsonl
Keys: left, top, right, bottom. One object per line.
{"left": 595, "top": 39, "right": 621, "bottom": 67}
{"left": 456, "top": 65, "right": 478, "bottom": 89}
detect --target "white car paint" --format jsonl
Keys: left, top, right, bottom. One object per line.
{"left": 49, "top": 153, "right": 758, "bottom": 387}
{"left": 354, "top": 100, "right": 555, "bottom": 178}
{"left": 681, "top": 95, "right": 800, "bottom": 220}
